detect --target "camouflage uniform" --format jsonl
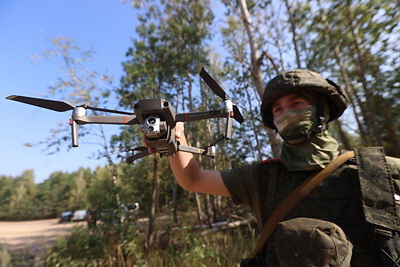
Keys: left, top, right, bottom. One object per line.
{"left": 221, "top": 148, "right": 400, "bottom": 266}
{"left": 222, "top": 69, "right": 400, "bottom": 266}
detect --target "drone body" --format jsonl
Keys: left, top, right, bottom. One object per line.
{"left": 6, "top": 66, "right": 244, "bottom": 163}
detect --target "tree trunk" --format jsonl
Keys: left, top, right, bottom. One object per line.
{"left": 237, "top": 0, "right": 282, "bottom": 158}
{"left": 283, "top": 0, "right": 302, "bottom": 68}
{"left": 194, "top": 192, "right": 205, "bottom": 223}
{"left": 316, "top": 0, "right": 368, "bottom": 146}
{"left": 344, "top": 2, "right": 382, "bottom": 146}
{"left": 172, "top": 181, "right": 179, "bottom": 225}
{"left": 245, "top": 85, "right": 263, "bottom": 161}
{"left": 147, "top": 154, "right": 158, "bottom": 252}
{"left": 333, "top": 120, "right": 352, "bottom": 150}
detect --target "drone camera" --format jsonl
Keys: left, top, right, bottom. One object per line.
{"left": 142, "top": 116, "right": 167, "bottom": 139}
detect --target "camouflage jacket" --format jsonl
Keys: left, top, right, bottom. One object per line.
{"left": 221, "top": 147, "right": 400, "bottom": 266}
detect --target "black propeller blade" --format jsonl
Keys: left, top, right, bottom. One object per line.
{"left": 6, "top": 95, "right": 75, "bottom": 112}
{"left": 6, "top": 95, "right": 133, "bottom": 115}
{"left": 198, "top": 65, "right": 227, "bottom": 100}
{"left": 198, "top": 66, "right": 245, "bottom": 124}
{"left": 233, "top": 105, "right": 244, "bottom": 124}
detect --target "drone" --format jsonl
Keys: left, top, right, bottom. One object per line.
{"left": 6, "top": 66, "right": 244, "bottom": 164}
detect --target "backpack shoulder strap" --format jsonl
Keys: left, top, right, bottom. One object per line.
{"left": 354, "top": 147, "right": 400, "bottom": 231}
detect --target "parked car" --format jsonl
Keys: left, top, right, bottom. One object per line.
{"left": 72, "top": 209, "right": 87, "bottom": 222}
{"left": 98, "top": 202, "right": 140, "bottom": 223}
{"left": 59, "top": 211, "right": 73, "bottom": 223}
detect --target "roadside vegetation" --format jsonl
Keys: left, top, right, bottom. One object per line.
{"left": 43, "top": 218, "right": 256, "bottom": 266}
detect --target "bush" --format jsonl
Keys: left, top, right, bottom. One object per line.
{"left": 43, "top": 220, "right": 256, "bottom": 266}
{"left": 0, "top": 243, "right": 38, "bottom": 267}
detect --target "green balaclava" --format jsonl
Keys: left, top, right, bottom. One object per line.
{"left": 274, "top": 93, "right": 339, "bottom": 171}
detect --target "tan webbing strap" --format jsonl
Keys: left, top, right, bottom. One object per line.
{"left": 250, "top": 150, "right": 355, "bottom": 257}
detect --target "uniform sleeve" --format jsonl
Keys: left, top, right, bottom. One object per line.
{"left": 386, "top": 156, "right": 400, "bottom": 176}
{"left": 386, "top": 156, "right": 400, "bottom": 213}
{"left": 220, "top": 163, "right": 261, "bottom": 207}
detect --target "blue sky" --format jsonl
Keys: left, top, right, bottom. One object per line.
{"left": 1, "top": 0, "right": 140, "bottom": 183}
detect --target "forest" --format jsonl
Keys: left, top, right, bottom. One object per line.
{"left": 1, "top": 0, "right": 399, "bottom": 265}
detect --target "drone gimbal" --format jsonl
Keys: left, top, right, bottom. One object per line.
{"left": 6, "top": 66, "right": 244, "bottom": 163}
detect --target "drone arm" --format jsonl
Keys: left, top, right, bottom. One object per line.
{"left": 175, "top": 110, "right": 228, "bottom": 122}
{"left": 225, "top": 116, "right": 233, "bottom": 139}
{"left": 73, "top": 115, "right": 138, "bottom": 125}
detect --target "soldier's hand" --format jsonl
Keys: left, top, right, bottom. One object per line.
{"left": 174, "top": 122, "right": 185, "bottom": 141}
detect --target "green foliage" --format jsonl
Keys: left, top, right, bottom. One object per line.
{"left": 44, "top": 226, "right": 105, "bottom": 266}
{"left": 1, "top": 170, "right": 38, "bottom": 220}
{"left": 0, "top": 243, "right": 38, "bottom": 267}
{"left": 42, "top": 217, "right": 256, "bottom": 266}
{"left": 0, "top": 176, "right": 14, "bottom": 219}
{"left": 118, "top": 0, "right": 213, "bottom": 105}
{"left": 147, "top": 227, "right": 255, "bottom": 266}
{"left": 0, "top": 168, "right": 93, "bottom": 220}
{"left": 86, "top": 166, "right": 120, "bottom": 211}
{"left": 300, "top": 0, "right": 400, "bottom": 153}
{"left": 220, "top": 0, "right": 400, "bottom": 156}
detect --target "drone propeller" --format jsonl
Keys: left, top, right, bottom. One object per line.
{"left": 198, "top": 65, "right": 227, "bottom": 100}
{"left": 6, "top": 95, "right": 75, "bottom": 112}
{"left": 232, "top": 104, "right": 244, "bottom": 123}
{"left": 198, "top": 66, "right": 244, "bottom": 123}
{"left": 6, "top": 95, "right": 133, "bottom": 115}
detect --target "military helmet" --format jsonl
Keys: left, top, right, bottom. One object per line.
{"left": 261, "top": 69, "right": 348, "bottom": 129}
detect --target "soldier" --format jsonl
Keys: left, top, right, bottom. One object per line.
{"left": 149, "top": 69, "right": 400, "bottom": 266}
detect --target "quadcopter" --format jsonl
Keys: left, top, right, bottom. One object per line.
{"left": 6, "top": 66, "right": 244, "bottom": 164}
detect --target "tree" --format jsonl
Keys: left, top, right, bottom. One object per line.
{"left": 303, "top": 0, "right": 400, "bottom": 154}
{"left": 8, "top": 170, "right": 36, "bottom": 219}
{"left": 30, "top": 36, "right": 124, "bottom": 210}
{"left": 222, "top": 0, "right": 282, "bottom": 158}
{"left": 36, "top": 171, "right": 73, "bottom": 218}
{"left": 117, "top": 0, "right": 214, "bottom": 251}
{"left": 68, "top": 168, "right": 87, "bottom": 210}
{"left": 0, "top": 175, "right": 15, "bottom": 219}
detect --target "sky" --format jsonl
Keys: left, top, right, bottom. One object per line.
{"left": 0, "top": 0, "right": 141, "bottom": 183}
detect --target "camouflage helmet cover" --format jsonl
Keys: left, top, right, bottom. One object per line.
{"left": 261, "top": 69, "right": 348, "bottom": 129}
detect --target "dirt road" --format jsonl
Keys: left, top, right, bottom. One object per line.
{"left": 0, "top": 219, "right": 82, "bottom": 253}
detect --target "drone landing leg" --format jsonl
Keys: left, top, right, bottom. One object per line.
{"left": 70, "top": 119, "right": 79, "bottom": 147}
{"left": 126, "top": 149, "right": 150, "bottom": 164}
{"left": 177, "top": 144, "right": 216, "bottom": 158}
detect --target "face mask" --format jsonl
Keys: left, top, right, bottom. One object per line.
{"left": 280, "top": 131, "right": 339, "bottom": 171}
{"left": 274, "top": 106, "right": 317, "bottom": 145}
{"left": 274, "top": 106, "right": 339, "bottom": 171}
